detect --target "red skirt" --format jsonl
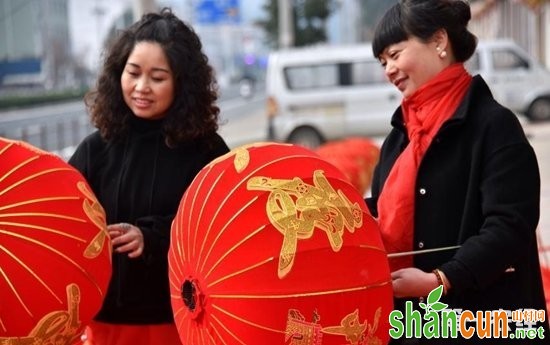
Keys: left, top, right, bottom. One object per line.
{"left": 82, "top": 321, "right": 182, "bottom": 345}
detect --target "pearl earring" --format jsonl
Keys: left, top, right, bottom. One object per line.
{"left": 436, "top": 47, "right": 447, "bottom": 59}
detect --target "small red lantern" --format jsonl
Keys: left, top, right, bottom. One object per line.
{"left": 0, "top": 138, "right": 111, "bottom": 344}
{"left": 169, "top": 142, "right": 392, "bottom": 344}
{"left": 316, "top": 137, "right": 380, "bottom": 196}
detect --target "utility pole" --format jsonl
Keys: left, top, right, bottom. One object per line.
{"left": 278, "top": 0, "right": 294, "bottom": 48}
{"left": 133, "top": 0, "right": 157, "bottom": 19}
{"left": 92, "top": 0, "right": 106, "bottom": 48}
{"left": 91, "top": 0, "right": 106, "bottom": 74}
{"left": 3, "top": 0, "right": 14, "bottom": 59}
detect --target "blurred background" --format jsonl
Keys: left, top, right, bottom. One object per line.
{"left": 1, "top": 0, "right": 548, "bottom": 107}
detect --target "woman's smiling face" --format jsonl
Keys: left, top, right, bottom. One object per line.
{"left": 121, "top": 41, "right": 175, "bottom": 120}
{"left": 379, "top": 36, "right": 447, "bottom": 98}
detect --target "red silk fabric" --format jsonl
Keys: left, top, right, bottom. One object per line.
{"left": 82, "top": 321, "right": 181, "bottom": 345}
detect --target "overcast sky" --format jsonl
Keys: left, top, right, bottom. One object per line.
{"left": 69, "top": 0, "right": 264, "bottom": 70}
{"left": 69, "top": 0, "right": 130, "bottom": 70}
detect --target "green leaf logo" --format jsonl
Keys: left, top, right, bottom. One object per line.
{"left": 424, "top": 285, "right": 448, "bottom": 313}
{"left": 419, "top": 302, "right": 427, "bottom": 310}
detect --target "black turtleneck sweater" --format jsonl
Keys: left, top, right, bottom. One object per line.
{"left": 69, "top": 116, "right": 229, "bottom": 324}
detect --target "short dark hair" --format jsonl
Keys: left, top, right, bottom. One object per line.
{"left": 372, "top": 0, "right": 477, "bottom": 63}
{"left": 86, "top": 8, "right": 220, "bottom": 147}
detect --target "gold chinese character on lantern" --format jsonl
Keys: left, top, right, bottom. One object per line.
{"left": 247, "top": 170, "right": 363, "bottom": 278}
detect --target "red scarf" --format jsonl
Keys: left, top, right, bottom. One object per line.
{"left": 378, "top": 64, "right": 472, "bottom": 271}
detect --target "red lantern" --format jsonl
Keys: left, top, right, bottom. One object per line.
{"left": 316, "top": 137, "right": 379, "bottom": 196}
{"left": 169, "top": 142, "right": 392, "bottom": 344}
{"left": 0, "top": 138, "right": 111, "bottom": 344}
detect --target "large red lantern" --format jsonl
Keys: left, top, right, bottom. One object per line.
{"left": 0, "top": 138, "right": 111, "bottom": 344}
{"left": 169, "top": 142, "right": 392, "bottom": 344}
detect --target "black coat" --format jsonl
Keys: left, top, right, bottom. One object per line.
{"left": 69, "top": 116, "right": 229, "bottom": 324}
{"left": 367, "top": 76, "right": 549, "bottom": 344}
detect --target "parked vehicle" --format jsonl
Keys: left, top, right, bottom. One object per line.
{"left": 466, "top": 39, "right": 550, "bottom": 122}
{"left": 265, "top": 43, "right": 400, "bottom": 148}
{"left": 265, "top": 40, "right": 550, "bottom": 148}
{"left": 238, "top": 75, "right": 255, "bottom": 99}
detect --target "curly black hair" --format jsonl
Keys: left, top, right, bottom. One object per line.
{"left": 85, "top": 8, "right": 220, "bottom": 147}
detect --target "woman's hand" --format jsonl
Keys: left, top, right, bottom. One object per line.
{"left": 391, "top": 267, "right": 439, "bottom": 298}
{"left": 108, "top": 223, "right": 144, "bottom": 259}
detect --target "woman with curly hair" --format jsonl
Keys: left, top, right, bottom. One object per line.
{"left": 69, "top": 8, "right": 229, "bottom": 345}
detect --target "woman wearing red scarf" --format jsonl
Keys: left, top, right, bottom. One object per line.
{"left": 366, "top": 0, "right": 548, "bottom": 343}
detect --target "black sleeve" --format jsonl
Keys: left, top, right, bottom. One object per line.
{"left": 441, "top": 114, "right": 540, "bottom": 292}
{"left": 442, "top": 142, "right": 540, "bottom": 291}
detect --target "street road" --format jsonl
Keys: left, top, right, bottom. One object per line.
{"left": 218, "top": 94, "right": 266, "bottom": 148}
{"left": 0, "top": 84, "right": 266, "bottom": 158}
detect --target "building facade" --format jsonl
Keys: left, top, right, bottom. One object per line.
{"left": 0, "top": 0, "right": 72, "bottom": 91}
{"left": 470, "top": 0, "right": 550, "bottom": 68}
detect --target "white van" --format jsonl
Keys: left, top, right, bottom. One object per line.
{"left": 266, "top": 40, "right": 550, "bottom": 148}
{"left": 466, "top": 39, "right": 550, "bottom": 122}
{"left": 265, "top": 44, "right": 400, "bottom": 148}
